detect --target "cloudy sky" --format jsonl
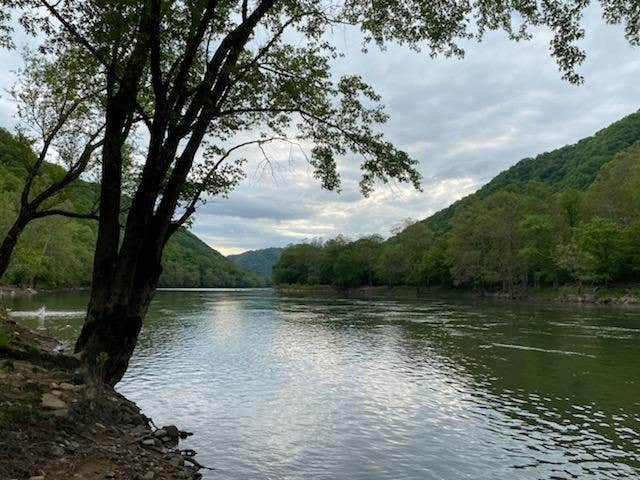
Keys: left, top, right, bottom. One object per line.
{"left": 1, "top": 7, "right": 639, "bottom": 255}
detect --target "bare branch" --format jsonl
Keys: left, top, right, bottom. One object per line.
{"left": 242, "top": 0, "right": 248, "bottom": 22}
{"left": 20, "top": 98, "right": 85, "bottom": 208}
{"left": 29, "top": 134, "right": 104, "bottom": 209}
{"left": 32, "top": 209, "right": 99, "bottom": 221}
{"left": 171, "top": 136, "right": 288, "bottom": 230}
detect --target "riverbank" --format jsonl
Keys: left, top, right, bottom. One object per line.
{"left": 0, "top": 311, "right": 205, "bottom": 480}
{"left": 0, "top": 286, "right": 38, "bottom": 298}
{"left": 277, "top": 284, "right": 640, "bottom": 306}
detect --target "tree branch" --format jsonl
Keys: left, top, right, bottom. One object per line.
{"left": 170, "top": 136, "right": 288, "bottom": 230}
{"left": 38, "top": 0, "right": 153, "bottom": 129}
{"left": 29, "top": 134, "right": 104, "bottom": 209}
{"left": 20, "top": 98, "right": 84, "bottom": 208}
{"left": 149, "top": 0, "right": 165, "bottom": 103}
{"left": 165, "top": 0, "right": 220, "bottom": 116}
{"left": 32, "top": 209, "right": 99, "bottom": 221}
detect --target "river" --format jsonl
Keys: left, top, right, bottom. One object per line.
{"left": 5, "top": 288, "right": 640, "bottom": 479}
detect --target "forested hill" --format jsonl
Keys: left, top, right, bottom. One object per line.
{"left": 273, "top": 111, "right": 640, "bottom": 291}
{"left": 422, "top": 110, "right": 640, "bottom": 235}
{"left": 158, "top": 229, "right": 265, "bottom": 288}
{"left": 228, "top": 247, "right": 285, "bottom": 279}
{"left": 0, "top": 129, "right": 264, "bottom": 288}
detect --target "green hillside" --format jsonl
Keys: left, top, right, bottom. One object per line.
{"left": 0, "top": 129, "right": 263, "bottom": 288}
{"left": 161, "top": 229, "right": 265, "bottom": 287}
{"left": 274, "top": 112, "right": 640, "bottom": 291}
{"left": 423, "top": 110, "right": 640, "bottom": 235}
{"left": 228, "top": 247, "right": 285, "bottom": 279}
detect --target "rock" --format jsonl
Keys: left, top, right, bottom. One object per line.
{"left": 153, "top": 429, "right": 167, "bottom": 438}
{"left": 71, "top": 370, "right": 85, "bottom": 385}
{"left": 160, "top": 425, "right": 180, "bottom": 441}
{"left": 58, "top": 382, "right": 78, "bottom": 391}
{"left": 41, "top": 393, "right": 67, "bottom": 410}
{"left": 51, "top": 390, "right": 63, "bottom": 397}
{"left": 167, "top": 454, "right": 184, "bottom": 467}
{"left": 52, "top": 445, "right": 65, "bottom": 456}
{"left": 141, "top": 439, "right": 156, "bottom": 447}
{"left": 142, "top": 472, "right": 155, "bottom": 480}
{"left": 161, "top": 436, "right": 171, "bottom": 443}
{"left": 49, "top": 408, "right": 69, "bottom": 418}
{"left": 28, "top": 476, "right": 45, "bottom": 480}
{"left": 105, "top": 472, "right": 115, "bottom": 479}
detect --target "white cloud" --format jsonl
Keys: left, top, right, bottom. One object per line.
{"left": 1, "top": 6, "right": 639, "bottom": 256}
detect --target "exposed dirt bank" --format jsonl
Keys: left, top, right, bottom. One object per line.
{"left": 0, "top": 312, "right": 207, "bottom": 480}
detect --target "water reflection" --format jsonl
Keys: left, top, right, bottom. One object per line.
{"left": 3, "top": 289, "right": 639, "bottom": 479}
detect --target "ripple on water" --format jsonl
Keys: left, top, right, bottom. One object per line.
{"left": 6, "top": 289, "right": 640, "bottom": 480}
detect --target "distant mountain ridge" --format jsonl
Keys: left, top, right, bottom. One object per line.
{"left": 421, "top": 110, "right": 640, "bottom": 235}
{"left": 228, "top": 247, "right": 285, "bottom": 279}
{"left": 0, "top": 128, "right": 263, "bottom": 288}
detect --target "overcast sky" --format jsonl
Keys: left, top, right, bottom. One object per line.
{"left": 1, "top": 7, "right": 639, "bottom": 255}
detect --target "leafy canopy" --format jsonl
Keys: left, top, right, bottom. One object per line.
{"left": 1, "top": 0, "right": 638, "bottom": 217}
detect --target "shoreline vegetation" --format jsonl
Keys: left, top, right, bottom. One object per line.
{"left": 271, "top": 113, "right": 640, "bottom": 299}
{"left": 4, "top": 282, "right": 640, "bottom": 307}
{"left": 0, "top": 310, "right": 205, "bottom": 480}
{"left": 276, "top": 284, "right": 640, "bottom": 306}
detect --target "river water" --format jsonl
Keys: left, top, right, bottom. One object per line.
{"left": 5, "top": 288, "right": 640, "bottom": 479}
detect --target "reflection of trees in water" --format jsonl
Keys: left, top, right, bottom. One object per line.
{"left": 10, "top": 290, "right": 640, "bottom": 473}
{"left": 386, "top": 301, "right": 640, "bottom": 472}
{"left": 277, "top": 294, "right": 640, "bottom": 472}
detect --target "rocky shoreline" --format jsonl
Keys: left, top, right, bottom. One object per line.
{"left": 0, "top": 312, "right": 206, "bottom": 480}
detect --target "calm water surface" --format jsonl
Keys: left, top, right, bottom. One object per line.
{"left": 5, "top": 289, "right": 640, "bottom": 479}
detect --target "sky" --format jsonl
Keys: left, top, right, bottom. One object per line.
{"left": 1, "top": 7, "right": 639, "bottom": 256}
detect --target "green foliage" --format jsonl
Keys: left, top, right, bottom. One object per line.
{"left": 375, "top": 223, "right": 432, "bottom": 286}
{"left": 571, "top": 218, "right": 626, "bottom": 284}
{"left": 274, "top": 114, "right": 640, "bottom": 291}
{"left": 228, "top": 247, "right": 285, "bottom": 279}
{"left": 585, "top": 141, "right": 640, "bottom": 225}
{"left": 0, "top": 130, "right": 262, "bottom": 288}
{"left": 421, "top": 111, "right": 640, "bottom": 236}
{"left": 160, "top": 229, "right": 264, "bottom": 287}
{"left": 2, "top": 0, "right": 637, "bottom": 251}
{"left": 420, "top": 238, "right": 452, "bottom": 287}
{"left": 518, "top": 214, "right": 559, "bottom": 286}
{"left": 272, "top": 243, "right": 323, "bottom": 286}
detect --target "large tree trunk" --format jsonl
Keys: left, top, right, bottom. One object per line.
{"left": 0, "top": 215, "right": 29, "bottom": 281}
{"left": 72, "top": 0, "right": 275, "bottom": 385}
{"left": 75, "top": 232, "right": 164, "bottom": 385}
{"left": 74, "top": 24, "right": 154, "bottom": 384}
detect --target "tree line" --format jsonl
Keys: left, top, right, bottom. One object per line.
{"left": 274, "top": 142, "right": 640, "bottom": 292}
